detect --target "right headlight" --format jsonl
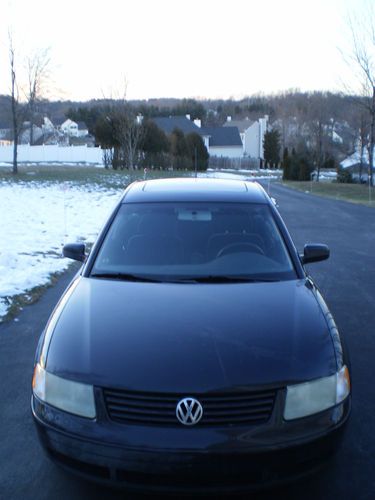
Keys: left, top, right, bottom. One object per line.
{"left": 32, "top": 363, "right": 96, "bottom": 419}
{"left": 284, "top": 365, "right": 350, "bottom": 420}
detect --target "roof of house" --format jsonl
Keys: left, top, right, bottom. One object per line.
{"left": 77, "top": 121, "right": 88, "bottom": 130}
{"left": 340, "top": 151, "right": 371, "bottom": 169}
{"left": 201, "top": 126, "right": 243, "bottom": 147}
{"left": 152, "top": 116, "right": 201, "bottom": 135}
{"left": 54, "top": 118, "right": 66, "bottom": 126}
{"left": 223, "top": 118, "right": 254, "bottom": 133}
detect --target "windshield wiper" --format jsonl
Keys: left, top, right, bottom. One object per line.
{"left": 91, "top": 273, "right": 280, "bottom": 284}
{"left": 90, "top": 272, "right": 163, "bottom": 283}
{"left": 186, "top": 276, "right": 280, "bottom": 283}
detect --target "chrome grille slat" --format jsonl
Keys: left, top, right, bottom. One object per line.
{"left": 103, "top": 388, "right": 277, "bottom": 427}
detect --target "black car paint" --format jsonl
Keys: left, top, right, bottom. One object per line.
{"left": 32, "top": 178, "right": 351, "bottom": 491}
{"left": 43, "top": 278, "right": 337, "bottom": 391}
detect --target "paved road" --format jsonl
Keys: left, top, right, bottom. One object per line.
{"left": 1, "top": 183, "right": 374, "bottom": 499}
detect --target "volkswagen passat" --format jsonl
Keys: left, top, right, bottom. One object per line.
{"left": 32, "top": 178, "right": 351, "bottom": 493}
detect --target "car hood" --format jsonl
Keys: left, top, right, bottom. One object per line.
{"left": 45, "top": 277, "right": 336, "bottom": 392}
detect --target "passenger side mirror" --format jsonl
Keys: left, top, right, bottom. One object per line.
{"left": 300, "top": 244, "right": 330, "bottom": 264}
{"left": 63, "top": 243, "right": 86, "bottom": 262}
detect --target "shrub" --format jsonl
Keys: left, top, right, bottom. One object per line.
{"left": 283, "top": 153, "right": 313, "bottom": 181}
{"left": 337, "top": 168, "right": 353, "bottom": 184}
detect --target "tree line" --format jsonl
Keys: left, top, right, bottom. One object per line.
{"left": 4, "top": 4, "right": 375, "bottom": 183}
{"left": 91, "top": 103, "right": 208, "bottom": 170}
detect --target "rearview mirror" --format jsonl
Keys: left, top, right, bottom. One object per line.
{"left": 300, "top": 244, "right": 330, "bottom": 264}
{"left": 63, "top": 243, "right": 86, "bottom": 262}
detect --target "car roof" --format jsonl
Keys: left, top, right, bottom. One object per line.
{"left": 122, "top": 178, "right": 269, "bottom": 204}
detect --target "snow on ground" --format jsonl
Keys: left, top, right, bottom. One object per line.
{"left": 204, "top": 168, "right": 282, "bottom": 181}
{"left": 0, "top": 162, "right": 102, "bottom": 168}
{"left": 0, "top": 168, "right": 281, "bottom": 320}
{"left": 0, "top": 181, "right": 122, "bottom": 320}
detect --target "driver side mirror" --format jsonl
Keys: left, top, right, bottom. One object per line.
{"left": 300, "top": 244, "right": 330, "bottom": 265}
{"left": 63, "top": 243, "right": 86, "bottom": 262}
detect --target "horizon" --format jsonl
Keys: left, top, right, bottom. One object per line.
{"left": 0, "top": 88, "right": 363, "bottom": 107}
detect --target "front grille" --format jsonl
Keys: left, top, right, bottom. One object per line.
{"left": 102, "top": 388, "right": 277, "bottom": 427}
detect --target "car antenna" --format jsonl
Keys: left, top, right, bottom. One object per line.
{"left": 195, "top": 147, "right": 197, "bottom": 178}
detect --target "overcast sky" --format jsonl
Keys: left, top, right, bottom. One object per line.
{"left": 0, "top": 0, "right": 371, "bottom": 101}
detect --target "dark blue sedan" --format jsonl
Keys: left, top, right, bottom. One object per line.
{"left": 32, "top": 178, "right": 351, "bottom": 493}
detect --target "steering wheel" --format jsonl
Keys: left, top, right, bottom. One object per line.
{"left": 217, "top": 242, "right": 265, "bottom": 258}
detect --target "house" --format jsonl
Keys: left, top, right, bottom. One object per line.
{"left": 60, "top": 119, "right": 88, "bottom": 138}
{"left": 42, "top": 117, "right": 55, "bottom": 135}
{"left": 77, "top": 121, "right": 89, "bottom": 137}
{"left": 152, "top": 115, "right": 202, "bottom": 134}
{"left": 201, "top": 126, "right": 243, "bottom": 158}
{"left": 223, "top": 115, "right": 269, "bottom": 160}
{"left": 19, "top": 122, "right": 43, "bottom": 145}
{"left": 152, "top": 115, "right": 249, "bottom": 159}
{"left": 222, "top": 117, "right": 253, "bottom": 148}
{"left": 152, "top": 115, "right": 210, "bottom": 150}
{"left": 340, "top": 150, "right": 374, "bottom": 182}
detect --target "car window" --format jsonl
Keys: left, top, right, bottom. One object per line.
{"left": 90, "top": 202, "right": 297, "bottom": 281}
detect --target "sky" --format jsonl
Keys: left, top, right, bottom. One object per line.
{"left": 0, "top": 0, "right": 372, "bottom": 102}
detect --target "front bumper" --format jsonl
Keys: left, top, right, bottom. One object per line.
{"left": 32, "top": 391, "right": 350, "bottom": 493}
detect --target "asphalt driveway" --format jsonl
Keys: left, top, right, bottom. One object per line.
{"left": 0, "top": 182, "right": 374, "bottom": 499}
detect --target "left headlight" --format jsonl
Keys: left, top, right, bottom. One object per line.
{"left": 284, "top": 365, "right": 350, "bottom": 420}
{"left": 32, "top": 363, "right": 96, "bottom": 419}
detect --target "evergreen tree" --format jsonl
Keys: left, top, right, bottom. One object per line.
{"left": 282, "top": 147, "right": 291, "bottom": 179}
{"left": 170, "top": 128, "right": 189, "bottom": 168}
{"left": 141, "top": 120, "right": 169, "bottom": 154}
{"left": 185, "top": 132, "right": 209, "bottom": 171}
{"left": 263, "top": 129, "right": 281, "bottom": 168}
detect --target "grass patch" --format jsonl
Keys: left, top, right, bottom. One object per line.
{"left": 281, "top": 181, "right": 375, "bottom": 207}
{"left": 0, "top": 165, "right": 194, "bottom": 190}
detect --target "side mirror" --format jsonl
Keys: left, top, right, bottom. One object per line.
{"left": 63, "top": 243, "right": 86, "bottom": 262}
{"left": 300, "top": 244, "right": 330, "bottom": 264}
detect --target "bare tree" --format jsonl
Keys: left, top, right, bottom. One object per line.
{"left": 349, "top": 104, "right": 370, "bottom": 182}
{"left": 103, "top": 81, "right": 144, "bottom": 169}
{"left": 113, "top": 107, "right": 144, "bottom": 169}
{"left": 307, "top": 93, "right": 332, "bottom": 181}
{"left": 342, "top": 6, "right": 375, "bottom": 185}
{"left": 8, "top": 33, "right": 26, "bottom": 174}
{"left": 26, "top": 48, "right": 51, "bottom": 145}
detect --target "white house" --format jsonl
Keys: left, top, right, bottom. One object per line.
{"left": 201, "top": 126, "right": 243, "bottom": 158}
{"left": 60, "top": 119, "right": 88, "bottom": 138}
{"left": 223, "top": 115, "right": 269, "bottom": 160}
{"left": 340, "top": 150, "right": 374, "bottom": 182}
{"left": 60, "top": 119, "right": 78, "bottom": 137}
{"left": 42, "top": 117, "right": 55, "bottom": 134}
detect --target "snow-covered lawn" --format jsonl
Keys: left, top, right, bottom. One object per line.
{"left": 204, "top": 168, "right": 282, "bottom": 181}
{"left": 0, "top": 167, "right": 280, "bottom": 321}
{"left": 0, "top": 180, "right": 122, "bottom": 320}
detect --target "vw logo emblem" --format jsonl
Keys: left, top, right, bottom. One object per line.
{"left": 176, "top": 397, "right": 203, "bottom": 426}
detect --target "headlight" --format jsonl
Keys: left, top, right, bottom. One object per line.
{"left": 284, "top": 365, "right": 350, "bottom": 420}
{"left": 32, "top": 363, "right": 96, "bottom": 419}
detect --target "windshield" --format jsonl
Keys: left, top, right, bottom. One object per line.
{"left": 90, "top": 202, "right": 296, "bottom": 282}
